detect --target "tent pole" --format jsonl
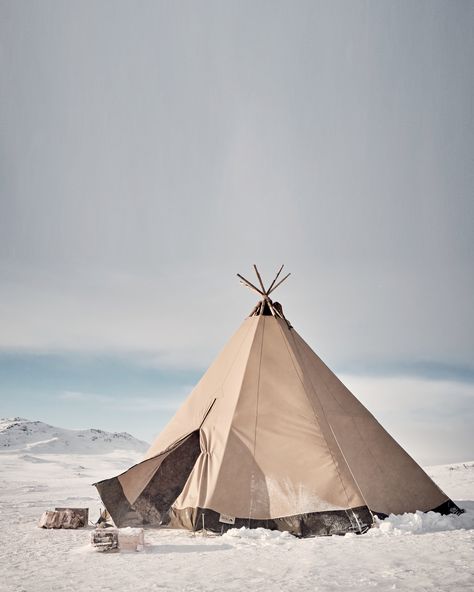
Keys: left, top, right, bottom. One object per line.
{"left": 267, "top": 272, "right": 291, "bottom": 295}
{"left": 267, "top": 264, "right": 284, "bottom": 294}
{"left": 253, "top": 264, "right": 267, "bottom": 294}
{"left": 236, "top": 274, "right": 265, "bottom": 296}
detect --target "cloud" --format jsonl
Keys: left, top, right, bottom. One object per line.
{"left": 118, "top": 396, "right": 189, "bottom": 413}
{"left": 59, "top": 391, "right": 114, "bottom": 403}
{"left": 58, "top": 388, "right": 192, "bottom": 413}
{"left": 58, "top": 391, "right": 87, "bottom": 401}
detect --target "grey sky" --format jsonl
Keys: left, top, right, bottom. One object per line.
{"left": 0, "top": 1, "right": 473, "bottom": 463}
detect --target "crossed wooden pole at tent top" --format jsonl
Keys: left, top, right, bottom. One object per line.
{"left": 237, "top": 265, "right": 291, "bottom": 324}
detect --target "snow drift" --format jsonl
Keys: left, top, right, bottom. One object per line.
{"left": 368, "top": 509, "right": 474, "bottom": 536}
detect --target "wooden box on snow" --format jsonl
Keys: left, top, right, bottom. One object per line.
{"left": 90, "top": 528, "right": 144, "bottom": 552}
{"left": 118, "top": 528, "right": 145, "bottom": 551}
{"left": 55, "top": 507, "right": 88, "bottom": 525}
{"left": 38, "top": 509, "right": 87, "bottom": 529}
{"left": 91, "top": 529, "right": 119, "bottom": 552}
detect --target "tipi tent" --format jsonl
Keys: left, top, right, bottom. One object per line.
{"left": 95, "top": 267, "right": 461, "bottom": 536}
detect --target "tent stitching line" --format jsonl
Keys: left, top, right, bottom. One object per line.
{"left": 286, "top": 330, "right": 368, "bottom": 531}
{"left": 248, "top": 316, "right": 265, "bottom": 528}
{"left": 197, "top": 318, "right": 256, "bottom": 456}
{"left": 194, "top": 318, "right": 258, "bottom": 516}
{"left": 351, "top": 415, "right": 445, "bottom": 512}
{"left": 288, "top": 329, "right": 375, "bottom": 528}
{"left": 299, "top": 340, "right": 393, "bottom": 515}
{"left": 220, "top": 318, "right": 256, "bottom": 392}
{"left": 274, "top": 319, "right": 356, "bottom": 518}
{"left": 204, "top": 318, "right": 257, "bottom": 410}
{"left": 327, "top": 422, "right": 375, "bottom": 526}
{"left": 210, "top": 317, "right": 264, "bottom": 520}
{"left": 306, "top": 353, "right": 390, "bottom": 503}
{"left": 344, "top": 416, "right": 392, "bottom": 513}
{"left": 307, "top": 350, "right": 400, "bottom": 514}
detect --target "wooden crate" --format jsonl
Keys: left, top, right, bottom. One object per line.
{"left": 38, "top": 509, "right": 87, "bottom": 529}
{"left": 55, "top": 507, "right": 88, "bottom": 526}
{"left": 91, "top": 529, "right": 119, "bottom": 552}
{"left": 118, "top": 528, "right": 145, "bottom": 552}
{"left": 90, "top": 527, "right": 145, "bottom": 552}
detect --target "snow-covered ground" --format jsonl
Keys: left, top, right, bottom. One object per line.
{"left": 1, "top": 419, "right": 473, "bottom": 592}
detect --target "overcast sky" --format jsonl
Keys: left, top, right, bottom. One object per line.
{"left": 1, "top": 1, "right": 473, "bottom": 464}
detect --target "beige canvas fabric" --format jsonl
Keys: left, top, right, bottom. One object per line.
{"left": 115, "top": 313, "right": 448, "bottom": 519}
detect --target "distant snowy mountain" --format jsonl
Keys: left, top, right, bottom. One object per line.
{"left": 0, "top": 417, "right": 149, "bottom": 454}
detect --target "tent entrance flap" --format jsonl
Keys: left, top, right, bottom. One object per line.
{"left": 132, "top": 430, "right": 201, "bottom": 525}
{"left": 95, "top": 430, "right": 201, "bottom": 527}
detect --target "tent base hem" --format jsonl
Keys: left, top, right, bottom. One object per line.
{"left": 167, "top": 505, "right": 374, "bottom": 537}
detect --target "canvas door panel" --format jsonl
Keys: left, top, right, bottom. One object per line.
{"left": 95, "top": 436, "right": 199, "bottom": 527}
{"left": 131, "top": 431, "right": 202, "bottom": 525}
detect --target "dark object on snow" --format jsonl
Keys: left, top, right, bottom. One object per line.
{"left": 91, "top": 528, "right": 119, "bottom": 552}
{"left": 55, "top": 507, "right": 89, "bottom": 525}
{"left": 96, "top": 508, "right": 113, "bottom": 528}
{"left": 38, "top": 508, "right": 88, "bottom": 529}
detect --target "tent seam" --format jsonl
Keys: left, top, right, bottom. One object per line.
{"left": 287, "top": 328, "right": 376, "bottom": 525}
{"left": 294, "top": 336, "right": 390, "bottom": 491}
{"left": 202, "top": 316, "right": 263, "bottom": 515}
{"left": 275, "top": 319, "right": 357, "bottom": 513}
{"left": 293, "top": 333, "right": 437, "bottom": 512}
{"left": 248, "top": 316, "right": 265, "bottom": 524}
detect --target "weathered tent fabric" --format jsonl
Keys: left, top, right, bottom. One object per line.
{"left": 94, "top": 312, "right": 460, "bottom": 536}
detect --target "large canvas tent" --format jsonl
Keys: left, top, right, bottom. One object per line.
{"left": 95, "top": 267, "right": 462, "bottom": 536}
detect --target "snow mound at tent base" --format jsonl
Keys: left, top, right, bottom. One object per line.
{"left": 221, "top": 508, "right": 474, "bottom": 541}
{"left": 217, "top": 510, "right": 474, "bottom": 543}
{"left": 367, "top": 508, "right": 474, "bottom": 536}
{"left": 223, "top": 526, "right": 294, "bottom": 541}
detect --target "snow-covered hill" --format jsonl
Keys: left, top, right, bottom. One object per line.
{"left": 0, "top": 417, "right": 149, "bottom": 454}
